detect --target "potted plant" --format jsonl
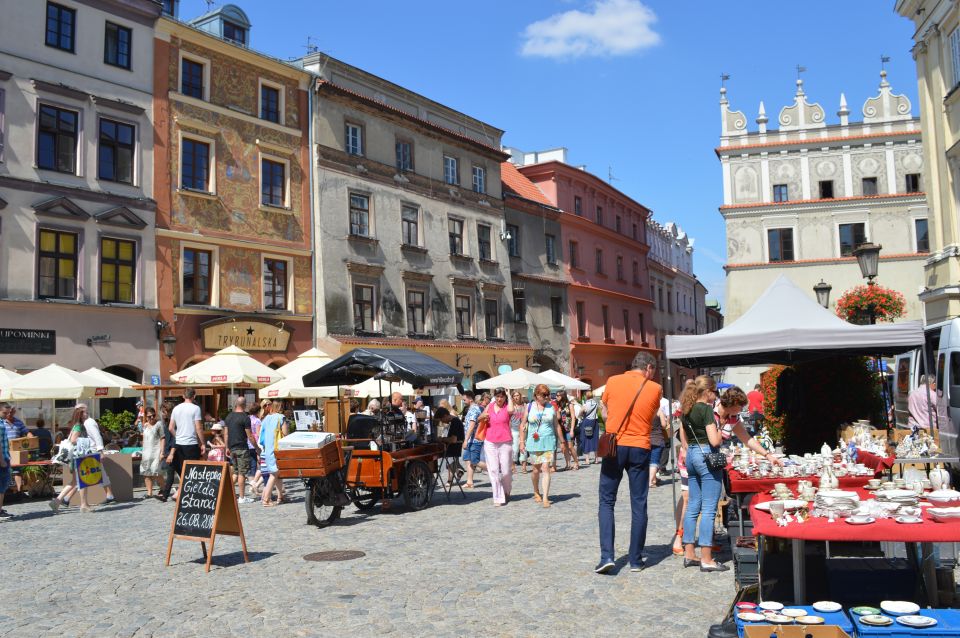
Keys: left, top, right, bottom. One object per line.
{"left": 835, "top": 284, "right": 906, "bottom": 324}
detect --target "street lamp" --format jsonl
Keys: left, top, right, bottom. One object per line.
{"left": 813, "top": 280, "right": 832, "bottom": 309}
{"left": 531, "top": 361, "right": 542, "bottom": 374}
{"left": 161, "top": 334, "right": 177, "bottom": 358}
{"left": 576, "top": 365, "right": 585, "bottom": 377}
{"left": 853, "top": 242, "right": 882, "bottom": 286}
{"left": 462, "top": 363, "right": 473, "bottom": 391}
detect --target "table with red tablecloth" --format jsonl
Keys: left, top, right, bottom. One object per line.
{"left": 727, "top": 469, "right": 874, "bottom": 495}
{"left": 856, "top": 448, "right": 896, "bottom": 473}
{"left": 750, "top": 487, "right": 960, "bottom": 605}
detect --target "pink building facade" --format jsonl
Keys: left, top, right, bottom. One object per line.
{"left": 518, "top": 161, "right": 656, "bottom": 388}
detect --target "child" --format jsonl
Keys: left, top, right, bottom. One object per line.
{"left": 207, "top": 423, "right": 226, "bottom": 462}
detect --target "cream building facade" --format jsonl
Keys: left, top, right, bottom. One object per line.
{"left": 719, "top": 74, "right": 929, "bottom": 323}
{"left": 897, "top": 0, "right": 960, "bottom": 325}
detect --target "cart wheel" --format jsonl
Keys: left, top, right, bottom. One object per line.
{"left": 351, "top": 487, "right": 380, "bottom": 511}
{"left": 305, "top": 477, "right": 343, "bottom": 528}
{"left": 403, "top": 460, "right": 432, "bottom": 511}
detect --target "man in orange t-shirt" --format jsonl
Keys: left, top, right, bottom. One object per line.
{"left": 596, "top": 351, "right": 662, "bottom": 574}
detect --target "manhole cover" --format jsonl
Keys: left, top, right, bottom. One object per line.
{"left": 303, "top": 550, "right": 366, "bottom": 562}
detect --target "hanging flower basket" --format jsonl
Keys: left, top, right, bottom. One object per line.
{"left": 835, "top": 284, "right": 905, "bottom": 324}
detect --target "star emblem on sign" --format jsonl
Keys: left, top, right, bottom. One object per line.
{"left": 246, "top": 326, "right": 255, "bottom": 336}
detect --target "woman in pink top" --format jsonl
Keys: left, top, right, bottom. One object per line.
{"left": 483, "top": 387, "right": 515, "bottom": 506}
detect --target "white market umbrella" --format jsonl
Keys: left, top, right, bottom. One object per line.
{"left": 81, "top": 367, "right": 140, "bottom": 398}
{"left": 348, "top": 376, "right": 415, "bottom": 398}
{"left": 259, "top": 374, "right": 339, "bottom": 400}
{"left": 539, "top": 369, "right": 590, "bottom": 391}
{"left": 3, "top": 363, "right": 111, "bottom": 400}
{"left": 476, "top": 368, "right": 551, "bottom": 390}
{"left": 593, "top": 384, "right": 605, "bottom": 397}
{"left": 273, "top": 347, "right": 333, "bottom": 379}
{"left": 170, "top": 345, "right": 283, "bottom": 387}
{"left": 0, "top": 367, "right": 22, "bottom": 388}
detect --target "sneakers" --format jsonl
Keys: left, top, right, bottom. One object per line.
{"left": 630, "top": 564, "right": 644, "bottom": 573}
{"left": 103, "top": 495, "right": 116, "bottom": 504}
{"left": 0, "top": 510, "right": 13, "bottom": 518}
{"left": 594, "top": 560, "right": 615, "bottom": 574}
{"left": 49, "top": 498, "right": 61, "bottom": 512}
{"left": 238, "top": 497, "right": 254, "bottom": 504}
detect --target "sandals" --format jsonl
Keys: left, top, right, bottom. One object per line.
{"left": 262, "top": 500, "right": 277, "bottom": 507}
{"left": 464, "top": 483, "right": 475, "bottom": 489}
{"left": 542, "top": 499, "right": 551, "bottom": 508}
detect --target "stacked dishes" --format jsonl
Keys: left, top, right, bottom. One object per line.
{"left": 928, "top": 507, "right": 960, "bottom": 522}
{"left": 926, "top": 489, "right": 960, "bottom": 507}
{"left": 875, "top": 489, "right": 920, "bottom": 507}
{"left": 814, "top": 489, "right": 860, "bottom": 517}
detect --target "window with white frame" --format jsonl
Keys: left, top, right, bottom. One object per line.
{"left": 38, "top": 104, "right": 78, "bottom": 174}
{"left": 443, "top": 155, "right": 459, "bottom": 185}
{"left": 345, "top": 122, "right": 363, "bottom": 156}
{"left": 349, "top": 193, "right": 370, "bottom": 237}
{"left": 263, "top": 257, "right": 288, "bottom": 310}
{"left": 38, "top": 228, "right": 78, "bottom": 299}
{"left": 181, "top": 136, "right": 212, "bottom": 192}
{"left": 472, "top": 165, "right": 486, "bottom": 193}
{"left": 182, "top": 246, "right": 212, "bottom": 305}
{"left": 180, "top": 56, "right": 206, "bottom": 100}
{"left": 261, "top": 156, "right": 287, "bottom": 208}
{"left": 401, "top": 205, "right": 419, "bottom": 246}
{"left": 455, "top": 294, "right": 472, "bottom": 336}
{"left": 396, "top": 138, "right": 413, "bottom": 172}
{"left": 407, "top": 288, "right": 426, "bottom": 334}
{"left": 259, "top": 80, "right": 282, "bottom": 124}
{"left": 353, "top": 283, "right": 376, "bottom": 331}
{"left": 100, "top": 237, "right": 136, "bottom": 304}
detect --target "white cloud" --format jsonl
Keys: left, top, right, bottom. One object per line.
{"left": 520, "top": 0, "right": 661, "bottom": 59}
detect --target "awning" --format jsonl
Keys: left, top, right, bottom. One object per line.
{"left": 476, "top": 367, "right": 551, "bottom": 390}
{"left": 303, "top": 348, "right": 463, "bottom": 388}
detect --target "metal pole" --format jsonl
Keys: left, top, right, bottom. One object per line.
{"left": 922, "top": 339, "right": 937, "bottom": 434}
{"left": 666, "top": 363, "right": 677, "bottom": 519}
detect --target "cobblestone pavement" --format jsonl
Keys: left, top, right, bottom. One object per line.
{"left": 0, "top": 463, "right": 733, "bottom": 637}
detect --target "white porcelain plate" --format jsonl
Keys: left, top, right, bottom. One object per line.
{"left": 756, "top": 500, "right": 807, "bottom": 512}
{"left": 895, "top": 615, "right": 937, "bottom": 627}
{"left": 781, "top": 608, "right": 807, "bottom": 618}
{"left": 811, "top": 601, "right": 842, "bottom": 613}
{"left": 895, "top": 516, "right": 924, "bottom": 524}
{"left": 765, "top": 614, "right": 793, "bottom": 623}
{"left": 880, "top": 600, "right": 921, "bottom": 616}
{"left": 859, "top": 614, "right": 893, "bottom": 626}
{"left": 796, "top": 615, "right": 825, "bottom": 624}
{"left": 758, "top": 601, "right": 784, "bottom": 611}
{"left": 845, "top": 515, "right": 876, "bottom": 525}
{"left": 737, "top": 612, "right": 765, "bottom": 622}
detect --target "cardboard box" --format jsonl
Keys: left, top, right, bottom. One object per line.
{"left": 9, "top": 437, "right": 38, "bottom": 452}
{"left": 9, "top": 450, "right": 30, "bottom": 465}
{"left": 744, "top": 627, "right": 850, "bottom": 638}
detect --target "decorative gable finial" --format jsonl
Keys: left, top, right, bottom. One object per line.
{"left": 862, "top": 62, "right": 912, "bottom": 123}
{"left": 757, "top": 101, "right": 768, "bottom": 134}
{"left": 779, "top": 69, "right": 825, "bottom": 131}
{"left": 838, "top": 92, "right": 850, "bottom": 126}
{"left": 719, "top": 73, "right": 747, "bottom": 138}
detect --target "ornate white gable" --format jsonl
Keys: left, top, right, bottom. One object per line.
{"left": 778, "top": 79, "right": 825, "bottom": 131}
{"left": 862, "top": 70, "right": 912, "bottom": 124}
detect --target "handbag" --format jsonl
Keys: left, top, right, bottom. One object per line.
{"left": 687, "top": 415, "right": 726, "bottom": 471}
{"left": 598, "top": 379, "right": 648, "bottom": 459}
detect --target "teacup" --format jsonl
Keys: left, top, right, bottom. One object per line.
{"left": 895, "top": 479, "right": 907, "bottom": 489}
{"left": 882, "top": 481, "right": 895, "bottom": 490}
{"left": 768, "top": 501, "right": 786, "bottom": 518}
{"left": 921, "top": 479, "right": 932, "bottom": 490}
{"left": 867, "top": 479, "right": 882, "bottom": 489}
{"left": 774, "top": 482, "right": 787, "bottom": 491}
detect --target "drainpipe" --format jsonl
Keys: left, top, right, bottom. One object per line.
{"left": 308, "top": 80, "right": 322, "bottom": 346}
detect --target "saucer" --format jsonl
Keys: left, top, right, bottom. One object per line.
{"left": 737, "top": 612, "right": 765, "bottom": 622}
{"left": 845, "top": 515, "right": 876, "bottom": 525}
{"left": 860, "top": 614, "right": 893, "bottom": 626}
{"left": 781, "top": 608, "right": 807, "bottom": 618}
{"left": 895, "top": 516, "right": 924, "bottom": 524}
{"left": 896, "top": 615, "right": 937, "bottom": 628}
{"left": 796, "top": 615, "right": 824, "bottom": 624}
{"left": 811, "top": 601, "right": 842, "bottom": 613}
{"left": 880, "top": 600, "right": 920, "bottom": 616}
{"left": 851, "top": 606, "right": 881, "bottom": 616}
{"left": 758, "top": 601, "right": 784, "bottom": 611}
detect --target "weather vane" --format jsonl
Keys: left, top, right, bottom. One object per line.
{"left": 796, "top": 64, "right": 807, "bottom": 81}
{"left": 720, "top": 73, "right": 730, "bottom": 89}
{"left": 881, "top": 55, "right": 890, "bottom": 71}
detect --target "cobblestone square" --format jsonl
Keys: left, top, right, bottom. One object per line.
{"left": 0, "top": 465, "right": 731, "bottom": 637}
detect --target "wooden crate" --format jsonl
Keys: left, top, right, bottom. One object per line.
{"left": 745, "top": 627, "right": 849, "bottom": 638}
{"left": 9, "top": 437, "right": 38, "bottom": 452}
{"left": 275, "top": 438, "right": 344, "bottom": 479}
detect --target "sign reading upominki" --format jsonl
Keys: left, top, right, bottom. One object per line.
{"left": 201, "top": 318, "right": 291, "bottom": 352}
{"left": 0, "top": 328, "right": 55, "bottom": 354}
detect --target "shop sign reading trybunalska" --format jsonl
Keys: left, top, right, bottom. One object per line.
{"left": 201, "top": 319, "right": 291, "bottom": 352}
{"left": 0, "top": 328, "right": 56, "bottom": 354}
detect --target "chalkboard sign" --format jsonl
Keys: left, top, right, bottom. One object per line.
{"left": 174, "top": 463, "right": 223, "bottom": 538}
{"left": 165, "top": 461, "right": 248, "bottom": 572}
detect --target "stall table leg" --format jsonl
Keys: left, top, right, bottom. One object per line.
{"left": 921, "top": 541, "right": 939, "bottom": 607}
{"left": 792, "top": 539, "right": 806, "bottom": 605}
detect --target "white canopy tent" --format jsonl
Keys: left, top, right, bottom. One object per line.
{"left": 0, "top": 367, "right": 22, "bottom": 390}
{"left": 81, "top": 367, "right": 140, "bottom": 399}
{"left": 170, "top": 345, "right": 284, "bottom": 387}
{"left": 2, "top": 364, "right": 114, "bottom": 400}
{"left": 348, "top": 377, "right": 415, "bottom": 398}
{"left": 666, "top": 276, "right": 924, "bottom": 368}
{"left": 475, "top": 368, "right": 551, "bottom": 390}
{"left": 258, "top": 375, "right": 339, "bottom": 400}
{"left": 272, "top": 347, "right": 333, "bottom": 379}
{"left": 539, "top": 369, "right": 590, "bottom": 391}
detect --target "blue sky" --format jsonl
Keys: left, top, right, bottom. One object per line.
{"left": 179, "top": 0, "right": 918, "bottom": 309}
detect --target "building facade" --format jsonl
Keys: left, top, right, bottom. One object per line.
{"left": 719, "top": 75, "right": 929, "bottom": 323}
{"left": 153, "top": 5, "right": 314, "bottom": 378}
{"left": 501, "top": 162, "right": 569, "bottom": 374}
{"left": 0, "top": 0, "right": 162, "bottom": 384}
{"left": 302, "top": 53, "right": 531, "bottom": 386}
{"left": 897, "top": 0, "right": 960, "bottom": 326}
{"left": 515, "top": 152, "right": 656, "bottom": 388}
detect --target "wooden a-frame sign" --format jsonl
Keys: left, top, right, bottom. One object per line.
{"left": 165, "top": 461, "right": 249, "bottom": 572}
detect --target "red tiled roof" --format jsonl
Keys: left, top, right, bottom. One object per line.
{"left": 720, "top": 191, "right": 926, "bottom": 211}
{"left": 501, "top": 162, "right": 554, "bottom": 207}
{"left": 715, "top": 129, "right": 922, "bottom": 155}
{"left": 725, "top": 252, "right": 927, "bottom": 269}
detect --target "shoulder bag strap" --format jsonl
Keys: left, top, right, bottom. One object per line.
{"left": 612, "top": 379, "right": 648, "bottom": 442}
{"left": 687, "top": 406, "right": 714, "bottom": 450}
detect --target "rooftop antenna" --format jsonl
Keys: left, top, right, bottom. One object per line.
{"left": 204, "top": 0, "right": 215, "bottom": 11}
{"left": 880, "top": 54, "right": 890, "bottom": 71}
{"left": 608, "top": 166, "right": 620, "bottom": 185}
{"left": 304, "top": 36, "right": 319, "bottom": 55}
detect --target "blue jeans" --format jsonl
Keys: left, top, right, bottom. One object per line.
{"left": 598, "top": 444, "right": 651, "bottom": 567}
{"left": 683, "top": 445, "right": 723, "bottom": 548}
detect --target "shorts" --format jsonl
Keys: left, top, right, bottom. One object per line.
{"left": 561, "top": 430, "right": 571, "bottom": 443}
{"left": 529, "top": 451, "right": 554, "bottom": 466}
{"left": 649, "top": 444, "right": 664, "bottom": 468}
{"left": 230, "top": 448, "right": 253, "bottom": 475}
{"left": 462, "top": 440, "right": 483, "bottom": 465}
{"left": 0, "top": 463, "right": 10, "bottom": 492}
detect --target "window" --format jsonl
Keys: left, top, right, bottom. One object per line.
{"left": 38, "top": 229, "right": 78, "bottom": 299}
{"left": 623, "top": 309, "right": 632, "bottom": 342}
{"left": 261, "top": 158, "right": 285, "bottom": 207}
{"left": 353, "top": 284, "right": 375, "bottom": 331}
{"left": 98, "top": 119, "right": 135, "bottom": 184}
{"left": 596, "top": 206, "right": 603, "bottom": 225}
{"left": 182, "top": 247, "right": 211, "bottom": 305}
{"left": 37, "top": 105, "right": 78, "bottom": 173}
{"left": 0, "top": 89, "right": 5, "bottom": 162}
{"left": 545, "top": 234, "right": 556, "bottom": 264}
{"left": 602, "top": 305, "right": 611, "bottom": 340}
{"left": 260, "top": 84, "right": 280, "bottom": 123}
{"left": 46, "top": 2, "right": 75, "bottom": 52}
{"left": 345, "top": 122, "right": 363, "bottom": 156}
{"left": 349, "top": 193, "right": 370, "bottom": 237}
{"left": 838, "top": 222, "right": 866, "bottom": 257}
{"left": 472, "top": 166, "right": 486, "bottom": 194}
{"left": 616, "top": 256, "right": 624, "bottom": 281}
{"left": 513, "top": 288, "right": 526, "bottom": 323}
{"left": 449, "top": 218, "right": 464, "bottom": 255}
{"left": 104, "top": 22, "right": 132, "bottom": 69}
{"left": 632, "top": 223, "right": 638, "bottom": 241}
{"left": 443, "top": 155, "right": 459, "bottom": 185}
{"left": 916, "top": 219, "right": 930, "bottom": 253}
{"left": 773, "top": 184, "right": 789, "bottom": 202}
{"left": 819, "top": 180, "right": 834, "bottom": 199}
{"left": 574, "top": 196, "right": 582, "bottom": 216}
{"left": 181, "top": 138, "right": 210, "bottom": 191}
{"left": 862, "top": 177, "right": 878, "bottom": 196}
{"left": 632, "top": 260, "right": 639, "bottom": 284}
{"left": 616, "top": 215, "right": 622, "bottom": 233}
{"left": 550, "top": 296, "right": 563, "bottom": 327}
{"left": 638, "top": 313, "right": 645, "bottom": 343}
{"left": 569, "top": 241, "right": 579, "bottom": 268}
{"left": 180, "top": 58, "right": 204, "bottom": 99}
{"left": 263, "top": 258, "right": 287, "bottom": 310}
{"left": 478, "top": 224, "right": 492, "bottom": 261}
{"left": 595, "top": 248, "right": 604, "bottom": 274}
{"left": 401, "top": 205, "right": 419, "bottom": 246}
{"left": 906, "top": 173, "right": 921, "bottom": 193}
{"left": 396, "top": 139, "right": 413, "bottom": 172}
{"left": 667, "top": 291, "right": 673, "bottom": 314}
{"left": 767, "top": 228, "right": 794, "bottom": 262}
{"left": 223, "top": 21, "right": 246, "bottom": 45}
{"left": 484, "top": 298, "right": 500, "bottom": 338}
{"left": 658, "top": 287, "right": 663, "bottom": 309}
{"left": 506, "top": 224, "right": 519, "bottom": 257}
{"left": 951, "top": 26, "right": 960, "bottom": 87}
{"left": 455, "top": 294, "right": 472, "bottom": 336}
{"left": 576, "top": 301, "right": 586, "bottom": 338}
{"left": 407, "top": 289, "right": 425, "bottom": 334}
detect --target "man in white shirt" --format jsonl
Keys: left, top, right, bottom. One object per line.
{"left": 159, "top": 388, "right": 205, "bottom": 502}
{"left": 78, "top": 403, "right": 116, "bottom": 503}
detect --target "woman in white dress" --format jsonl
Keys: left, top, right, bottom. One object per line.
{"left": 140, "top": 406, "right": 164, "bottom": 498}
